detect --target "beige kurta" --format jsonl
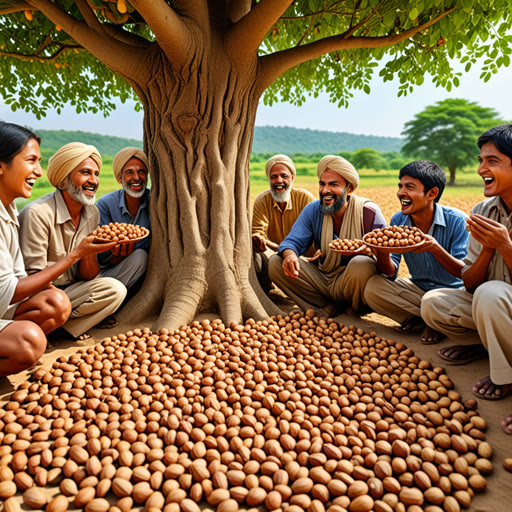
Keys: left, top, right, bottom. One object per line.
{"left": 18, "top": 191, "right": 126, "bottom": 337}
{"left": 252, "top": 188, "right": 316, "bottom": 257}
{"left": 0, "top": 200, "right": 27, "bottom": 332}
{"left": 421, "top": 197, "right": 512, "bottom": 384}
{"left": 268, "top": 196, "right": 377, "bottom": 312}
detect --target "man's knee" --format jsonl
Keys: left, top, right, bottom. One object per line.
{"left": 363, "top": 274, "right": 383, "bottom": 305}
{"left": 97, "top": 277, "right": 128, "bottom": 306}
{"left": 347, "top": 256, "right": 377, "bottom": 281}
{"left": 268, "top": 254, "right": 284, "bottom": 280}
{"left": 131, "top": 249, "right": 148, "bottom": 272}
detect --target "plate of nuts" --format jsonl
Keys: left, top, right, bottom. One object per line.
{"left": 363, "top": 225, "right": 427, "bottom": 253}
{"left": 91, "top": 222, "right": 150, "bottom": 244}
{"left": 329, "top": 238, "right": 373, "bottom": 256}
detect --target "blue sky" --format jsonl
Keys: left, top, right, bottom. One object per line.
{"left": 2, "top": 61, "right": 511, "bottom": 140}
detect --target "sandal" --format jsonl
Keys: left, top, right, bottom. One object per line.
{"left": 437, "top": 344, "right": 488, "bottom": 365}
{"left": 472, "top": 376, "right": 512, "bottom": 401}
{"left": 94, "top": 315, "right": 119, "bottom": 329}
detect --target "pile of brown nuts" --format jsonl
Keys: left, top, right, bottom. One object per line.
{"left": 0, "top": 312, "right": 494, "bottom": 512}
{"left": 329, "top": 239, "right": 371, "bottom": 255}
{"left": 364, "top": 226, "right": 426, "bottom": 248}
{"left": 91, "top": 223, "right": 149, "bottom": 243}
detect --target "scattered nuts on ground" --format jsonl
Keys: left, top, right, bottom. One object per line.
{"left": 0, "top": 310, "right": 494, "bottom": 511}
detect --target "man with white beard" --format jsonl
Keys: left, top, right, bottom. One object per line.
{"left": 96, "top": 148, "right": 150, "bottom": 293}
{"left": 19, "top": 143, "right": 127, "bottom": 340}
{"left": 251, "top": 154, "right": 315, "bottom": 291}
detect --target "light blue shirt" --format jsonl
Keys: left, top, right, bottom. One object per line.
{"left": 96, "top": 189, "right": 151, "bottom": 267}
{"left": 389, "top": 204, "right": 469, "bottom": 291}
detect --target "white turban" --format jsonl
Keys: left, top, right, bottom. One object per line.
{"left": 317, "top": 155, "right": 359, "bottom": 191}
{"left": 47, "top": 142, "right": 102, "bottom": 188}
{"left": 112, "top": 147, "right": 149, "bottom": 181}
{"left": 264, "top": 154, "right": 296, "bottom": 178}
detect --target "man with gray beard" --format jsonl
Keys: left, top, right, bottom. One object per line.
{"left": 251, "top": 154, "right": 315, "bottom": 292}
{"left": 96, "top": 148, "right": 150, "bottom": 293}
{"left": 269, "top": 155, "right": 386, "bottom": 317}
{"left": 19, "top": 143, "right": 127, "bottom": 339}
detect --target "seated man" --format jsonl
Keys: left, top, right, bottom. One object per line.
{"left": 364, "top": 161, "right": 469, "bottom": 344}
{"left": 422, "top": 124, "right": 512, "bottom": 416}
{"left": 19, "top": 142, "right": 127, "bottom": 340}
{"left": 252, "top": 154, "right": 315, "bottom": 291}
{"left": 269, "top": 155, "right": 386, "bottom": 316}
{"left": 96, "top": 147, "right": 150, "bottom": 292}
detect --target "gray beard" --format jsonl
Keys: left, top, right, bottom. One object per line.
{"left": 319, "top": 190, "right": 347, "bottom": 215}
{"left": 122, "top": 178, "right": 146, "bottom": 199}
{"left": 270, "top": 183, "right": 292, "bottom": 203}
{"left": 66, "top": 176, "right": 96, "bottom": 206}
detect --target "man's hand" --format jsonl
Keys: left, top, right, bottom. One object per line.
{"left": 306, "top": 249, "right": 324, "bottom": 263}
{"left": 466, "top": 214, "right": 511, "bottom": 251}
{"left": 282, "top": 250, "right": 300, "bottom": 278}
{"left": 412, "top": 234, "right": 439, "bottom": 253}
{"left": 111, "top": 242, "right": 136, "bottom": 258}
{"left": 75, "top": 235, "right": 117, "bottom": 258}
{"left": 252, "top": 234, "right": 267, "bottom": 253}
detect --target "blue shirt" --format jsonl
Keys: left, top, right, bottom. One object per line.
{"left": 389, "top": 204, "right": 469, "bottom": 291}
{"left": 278, "top": 198, "right": 386, "bottom": 265}
{"left": 96, "top": 189, "right": 151, "bottom": 266}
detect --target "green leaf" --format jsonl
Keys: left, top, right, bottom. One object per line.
{"left": 409, "top": 8, "right": 419, "bottom": 20}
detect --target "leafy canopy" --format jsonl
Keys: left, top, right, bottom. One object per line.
{"left": 401, "top": 98, "right": 502, "bottom": 180}
{"left": 1, "top": 1, "right": 512, "bottom": 119}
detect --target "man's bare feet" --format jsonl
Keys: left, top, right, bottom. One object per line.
{"left": 502, "top": 415, "right": 512, "bottom": 434}
{"left": 420, "top": 325, "right": 445, "bottom": 345}
{"left": 437, "top": 344, "right": 488, "bottom": 365}
{"left": 94, "top": 315, "right": 119, "bottom": 329}
{"left": 472, "top": 375, "right": 512, "bottom": 400}
{"left": 395, "top": 315, "right": 424, "bottom": 333}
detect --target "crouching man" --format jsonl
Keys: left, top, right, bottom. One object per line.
{"left": 19, "top": 143, "right": 127, "bottom": 340}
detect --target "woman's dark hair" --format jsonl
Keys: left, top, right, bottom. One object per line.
{"left": 0, "top": 121, "right": 41, "bottom": 164}
{"left": 477, "top": 124, "right": 512, "bottom": 161}
{"left": 399, "top": 160, "right": 446, "bottom": 203}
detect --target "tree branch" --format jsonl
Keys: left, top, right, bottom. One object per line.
{"left": 0, "top": 46, "right": 68, "bottom": 63}
{"left": 259, "top": 5, "right": 458, "bottom": 91}
{"left": 26, "top": 0, "right": 146, "bottom": 78}
{"left": 129, "top": 0, "right": 193, "bottom": 70}
{"left": 226, "top": 0, "right": 294, "bottom": 64}
{"left": 228, "top": 0, "right": 252, "bottom": 23}
{"left": 75, "top": 0, "right": 107, "bottom": 38}
{"left": 0, "top": 2, "right": 31, "bottom": 14}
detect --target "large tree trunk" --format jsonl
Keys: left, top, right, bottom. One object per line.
{"left": 119, "top": 42, "right": 282, "bottom": 330}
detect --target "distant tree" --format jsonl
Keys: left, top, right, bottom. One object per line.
{"left": 401, "top": 99, "right": 502, "bottom": 185}
{"left": 337, "top": 151, "right": 354, "bottom": 162}
{"left": 351, "top": 148, "right": 387, "bottom": 171}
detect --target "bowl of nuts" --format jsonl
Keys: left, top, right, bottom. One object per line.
{"left": 329, "top": 238, "right": 372, "bottom": 256}
{"left": 91, "top": 222, "right": 150, "bottom": 244}
{"left": 363, "top": 225, "right": 427, "bottom": 253}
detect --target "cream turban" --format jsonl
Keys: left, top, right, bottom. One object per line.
{"left": 264, "top": 154, "right": 296, "bottom": 178}
{"left": 113, "top": 147, "right": 149, "bottom": 181}
{"left": 317, "top": 155, "right": 359, "bottom": 191}
{"left": 47, "top": 142, "right": 102, "bottom": 188}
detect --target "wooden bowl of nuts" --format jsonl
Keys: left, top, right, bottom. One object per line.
{"left": 329, "top": 238, "right": 372, "bottom": 256}
{"left": 91, "top": 222, "right": 150, "bottom": 244}
{"left": 363, "top": 225, "right": 426, "bottom": 253}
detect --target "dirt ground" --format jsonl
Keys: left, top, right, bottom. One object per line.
{"left": 1, "top": 296, "right": 511, "bottom": 512}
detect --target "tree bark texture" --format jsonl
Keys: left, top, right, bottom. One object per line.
{"left": 119, "top": 41, "right": 283, "bottom": 330}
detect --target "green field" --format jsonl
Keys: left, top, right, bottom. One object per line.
{"left": 17, "top": 161, "right": 485, "bottom": 217}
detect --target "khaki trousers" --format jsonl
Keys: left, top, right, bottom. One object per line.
{"left": 62, "top": 277, "right": 127, "bottom": 338}
{"left": 421, "top": 282, "right": 512, "bottom": 385}
{"left": 268, "top": 254, "right": 377, "bottom": 312}
{"left": 364, "top": 275, "right": 426, "bottom": 324}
